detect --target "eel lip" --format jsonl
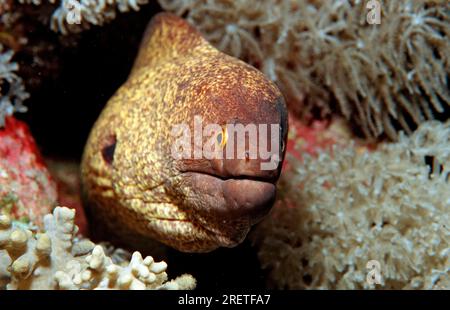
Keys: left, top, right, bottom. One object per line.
{"left": 180, "top": 171, "right": 277, "bottom": 247}
{"left": 221, "top": 177, "right": 276, "bottom": 224}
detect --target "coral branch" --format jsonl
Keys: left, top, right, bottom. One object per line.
{"left": 0, "top": 207, "right": 196, "bottom": 290}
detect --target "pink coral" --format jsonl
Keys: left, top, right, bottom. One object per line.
{"left": 0, "top": 116, "right": 57, "bottom": 226}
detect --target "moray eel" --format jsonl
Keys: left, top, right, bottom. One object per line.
{"left": 81, "top": 13, "right": 288, "bottom": 253}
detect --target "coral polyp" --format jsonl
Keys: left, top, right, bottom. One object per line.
{"left": 160, "top": 0, "right": 450, "bottom": 139}
{"left": 252, "top": 120, "right": 449, "bottom": 289}
{"left": 0, "top": 44, "right": 29, "bottom": 127}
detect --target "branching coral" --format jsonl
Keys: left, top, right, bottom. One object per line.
{"left": 17, "top": 0, "right": 149, "bottom": 34}
{"left": 252, "top": 120, "right": 449, "bottom": 289}
{"left": 0, "top": 44, "right": 28, "bottom": 127}
{"left": 159, "top": 0, "right": 450, "bottom": 140}
{"left": 0, "top": 206, "right": 196, "bottom": 289}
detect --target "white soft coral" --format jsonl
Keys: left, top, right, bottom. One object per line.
{"left": 252, "top": 120, "right": 449, "bottom": 289}
{"left": 0, "top": 44, "right": 29, "bottom": 127}
{"left": 18, "top": 0, "right": 149, "bottom": 34}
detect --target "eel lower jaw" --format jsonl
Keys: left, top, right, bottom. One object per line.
{"left": 179, "top": 171, "right": 277, "bottom": 247}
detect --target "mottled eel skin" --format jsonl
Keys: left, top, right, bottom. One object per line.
{"left": 81, "top": 13, "right": 288, "bottom": 253}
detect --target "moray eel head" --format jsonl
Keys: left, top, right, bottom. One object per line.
{"left": 81, "top": 13, "right": 288, "bottom": 252}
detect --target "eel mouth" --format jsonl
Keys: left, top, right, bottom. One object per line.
{"left": 179, "top": 171, "right": 277, "bottom": 247}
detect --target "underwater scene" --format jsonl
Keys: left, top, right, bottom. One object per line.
{"left": 0, "top": 0, "right": 449, "bottom": 294}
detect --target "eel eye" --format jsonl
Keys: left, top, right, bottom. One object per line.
{"left": 101, "top": 135, "right": 116, "bottom": 166}
{"left": 216, "top": 127, "right": 228, "bottom": 148}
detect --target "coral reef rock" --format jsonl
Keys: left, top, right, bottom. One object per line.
{"left": 160, "top": 0, "right": 450, "bottom": 140}
{"left": 0, "top": 116, "right": 57, "bottom": 226}
{"left": 284, "top": 116, "right": 363, "bottom": 164}
{"left": 252, "top": 120, "right": 449, "bottom": 289}
{"left": 0, "top": 206, "right": 196, "bottom": 290}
